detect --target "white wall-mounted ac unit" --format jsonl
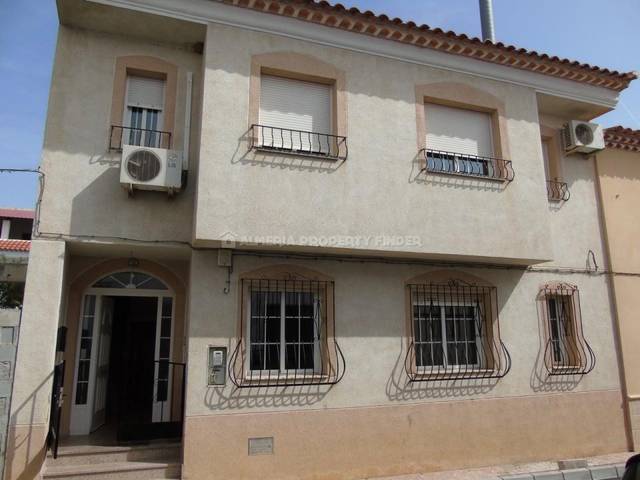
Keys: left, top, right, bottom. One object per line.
{"left": 120, "top": 145, "right": 183, "bottom": 194}
{"left": 561, "top": 120, "right": 605, "bottom": 154}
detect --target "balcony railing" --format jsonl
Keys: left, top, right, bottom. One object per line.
{"left": 421, "top": 148, "right": 515, "bottom": 182}
{"left": 547, "top": 180, "right": 570, "bottom": 202}
{"left": 249, "top": 124, "right": 348, "bottom": 161}
{"left": 109, "top": 125, "right": 172, "bottom": 151}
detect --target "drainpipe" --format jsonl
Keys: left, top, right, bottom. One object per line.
{"left": 479, "top": 0, "right": 496, "bottom": 42}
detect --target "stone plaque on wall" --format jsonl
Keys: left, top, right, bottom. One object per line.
{"left": 248, "top": 437, "right": 274, "bottom": 455}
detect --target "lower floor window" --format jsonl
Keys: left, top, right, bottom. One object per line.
{"left": 413, "top": 303, "right": 481, "bottom": 370}
{"left": 249, "top": 290, "right": 319, "bottom": 373}
{"left": 229, "top": 276, "right": 345, "bottom": 387}
{"left": 406, "top": 281, "right": 511, "bottom": 381}
{"left": 540, "top": 283, "right": 595, "bottom": 375}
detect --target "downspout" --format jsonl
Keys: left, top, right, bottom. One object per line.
{"left": 479, "top": 0, "right": 496, "bottom": 42}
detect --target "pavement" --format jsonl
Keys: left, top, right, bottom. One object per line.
{"left": 363, "top": 452, "right": 633, "bottom": 480}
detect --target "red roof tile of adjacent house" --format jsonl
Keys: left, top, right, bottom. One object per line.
{"left": 215, "top": 0, "right": 637, "bottom": 91}
{"left": 604, "top": 126, "right": 640, "bottom": 152}
{"left": 0, "top": 208, "right": 35, "bottom": 220}
{"left": 0, "top": 240, "right": 31, "bottom": 252}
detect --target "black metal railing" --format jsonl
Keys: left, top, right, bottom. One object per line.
{"left": 46, "top": 361, "right": 65, "bottom": 459}
{"left": 405, "top": 281, "right": 511, "bottom": 381}
{"left": 117, "top": 360, "right": 185, "bottom": 442}
{"left": 547, "top": 180, "right": 570, "bottom": 202}
{"left": 540, "top": 283, "right": 595, "bottom": 376}
{"left": 421, "top": 148, "right": 514, "bottom": 182}
{"left": 109, "top": 125, "right": 172, "bottom": 151}
{"left": 229, "top": 277, "right": 346, "bottom": 387}
{"left": 249, "top": 124, "right": 348, "bottom": 161}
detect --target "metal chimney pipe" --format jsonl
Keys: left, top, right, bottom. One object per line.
{"left": 479, "top": 0, "right": 496, "bottom": 42}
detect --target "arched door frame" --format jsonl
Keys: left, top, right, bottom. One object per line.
{"left": 69, "top": 269, "right": 176, "bottom": 436}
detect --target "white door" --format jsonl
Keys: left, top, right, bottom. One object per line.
{"left": 91, "top": 297, "right": 114, "bottom": 432}
{"left": 70, "top": 295, "right": 101, "bottom": 435}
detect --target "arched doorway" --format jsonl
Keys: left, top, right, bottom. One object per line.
{"left": 68, "top": 270, "right": 184, "bottom": 442}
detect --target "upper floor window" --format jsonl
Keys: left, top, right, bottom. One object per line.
{"left": 541, "top": 135, "right": 570, "bottom": 202}
{"left": 539, "top": 283, "right": 594, "bottom": 375}
{"left": 228, "top": 273, "right": 345, "bottom": 387}
{"left": 422, "top": 102, "right": 513, "bottom": 182}
{"left": 405, "top": 277, "right": 511, "bottom": 381}
{"left": 108, "top": 56, "right": 177, "bottom": 152}
{"left": 250, "top": 74, "right": 347, "bottom": 160}
{"left": 123, "top": 75, "right": 166, "bottom": 148}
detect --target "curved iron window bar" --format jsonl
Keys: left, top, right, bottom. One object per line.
{"left": 109, "top": 124, "right": 172, "bottom": 151}
{"left": 405, "top": 281, "right": 511, "bottom": 381}
{"left": 229, "top": 277, "right": 346, "bottom": 387}
{"left": 421, "top": 148, "right": 514, "bottom": 182}
{"left": 547, "top": 180, "right": 570, "bottom": 202}
{"left": 249, "top": 124, "right": 348, "bottom": 161}
{"left": 540, "top": 283, "right": 595, "bottom": 375}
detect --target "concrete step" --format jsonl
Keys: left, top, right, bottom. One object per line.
{"left": 46, "top": 442, "right": 180, "bottom": 467}
{"left": 42, "top": 461, "right": 181, "bottom": 479}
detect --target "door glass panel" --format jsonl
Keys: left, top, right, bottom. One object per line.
{"left": 75, "top": 295, "right": 96, "bottom": 405}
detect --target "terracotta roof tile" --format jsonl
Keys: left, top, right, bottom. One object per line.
{"left": 0, "top": 208, "right": 35, "bottom": 220}
{"left": 0, "top": 240, "right": 31, "bottom": 252}
{"left": 215, "top": 0, "right": 637, "bottom": 91}
{"left": 604, "top": 126, "right": 640, "bottom": 152}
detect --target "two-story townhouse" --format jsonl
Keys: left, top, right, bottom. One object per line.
{"left": 597, "top": 127, "right": 640, "bottom": 454}
{"left": 5, "top": 1, "right": 638, "bottom": 479}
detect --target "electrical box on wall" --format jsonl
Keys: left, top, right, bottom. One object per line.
{"left": 208, "top": 346, "right": 227, "bottom": 385}
{"left": 218, "top": 249, "right": 232, "bottom": 267}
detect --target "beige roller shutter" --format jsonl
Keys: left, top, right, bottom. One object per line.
{"left": 259, "top": 75, "right": 332, "bottom": 151}
{"left": 425, "top": 103, "right": 494, "bottom": 157}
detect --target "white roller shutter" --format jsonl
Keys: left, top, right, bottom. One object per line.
{"left": 126, "top": 76, "right": 165, "bottom": 110}
{"left": 425, "top": 103, "right": 494, "bottom": 157}
{"left": 259, "top": 75, "right": 331, "bottom": 151}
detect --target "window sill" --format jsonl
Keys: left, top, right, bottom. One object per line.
{"left": 236, "top": 373, "right": 332, "bottom": 387}
{"left": 409, "top": 368, "right": 500, "bottom": 381}
{"left": 549, "top": 365, "right": 583, "bottom": 375}
{"left": 254, "top": 146, "right": 341, "bottom": 161}
{"left": 423, "top": 168, "right": 508, "bottom": 183}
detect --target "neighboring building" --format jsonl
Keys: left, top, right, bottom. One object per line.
{"left": 597, "top": 127, "right": 640, "bottom": 451}
{"left": 0, "top": 209, "right": 33, "bottom": 284}
{"left": 5, "top": 1, "right": 638, "bottom": 479}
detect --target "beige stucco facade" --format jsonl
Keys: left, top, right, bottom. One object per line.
{"left": 5, "top": 1, "right": 635, "bottom": 479}
{"left": 596, "top": 145, "right": 640, "bottom": 449}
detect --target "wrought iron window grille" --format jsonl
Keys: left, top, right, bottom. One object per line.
{"left": 547, "top": 179, "right": 570, "bottom": 202}
{"left": 540, "top": 283, "right": 595, "bottom": 375}
{"left": 249, "top": 124, "right": 348, "bottom": 161}
{"left": 229, "top": 277, "right": 346, "bottom": 387}
{"left": 109, "top": 125, "right": 172, "bottom": 151}
{"left": 405, "top": 280, "right": 511, "bottom": 381}
{"left": 420, "top": 148, "right": 515, "bottom": 182}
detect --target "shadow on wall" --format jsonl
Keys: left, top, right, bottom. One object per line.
{"left": 204, "top": 385, "right": 331, "bottom": 410}
{"left": 5, "top": 372, "right": 54, "bottom": 480}
{"left": 62, "top": 150, "right": 194, "bottom": 242}
{"left": 384, "top": 336, "right": 501, "bottom": 401}
{"left": 231, "top": 129, "right": 345, "bottom": 174}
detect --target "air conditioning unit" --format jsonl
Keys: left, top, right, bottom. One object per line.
{"left": 120, "top": 145, "right": 183, "bottom": 194}
{"left": 561, "top": 120, "right": 605, "bottom": 154}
